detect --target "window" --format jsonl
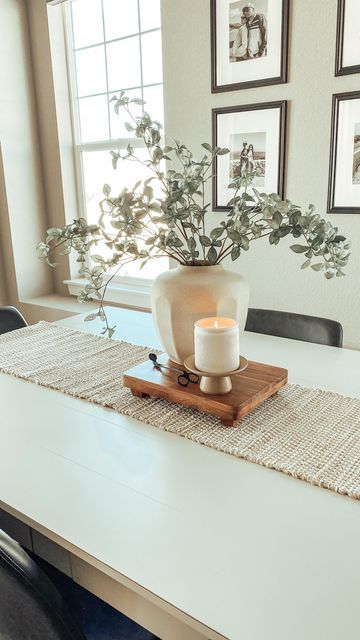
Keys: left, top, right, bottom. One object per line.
{"left": 64, "top": 0, "right": 167, "bottom": 286}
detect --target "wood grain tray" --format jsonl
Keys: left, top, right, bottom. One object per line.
{"left": 123, "top": 354, "right": 288, "bottom": 427}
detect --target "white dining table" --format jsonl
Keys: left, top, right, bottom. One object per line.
{"left": 0, "top": 306, "right": 359, "bottom": 640}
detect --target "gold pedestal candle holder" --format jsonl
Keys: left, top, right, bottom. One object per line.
{"left": 184, "top": 355, "right": 248, "bottom": 395}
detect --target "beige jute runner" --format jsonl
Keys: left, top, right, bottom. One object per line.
{"left": 0, "top": 321, "right": 359, "bottom": 500}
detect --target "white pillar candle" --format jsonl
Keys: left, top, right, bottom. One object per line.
{"left": 194, "top": 317, "right": 239, "bottom": 374}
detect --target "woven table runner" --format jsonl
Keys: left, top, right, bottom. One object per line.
{"left": 0, "top": 322, "right": 359, "bottom": 500}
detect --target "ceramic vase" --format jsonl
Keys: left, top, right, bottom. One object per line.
{"left": 151, "top": 264, "right": 250, "bottom": 364}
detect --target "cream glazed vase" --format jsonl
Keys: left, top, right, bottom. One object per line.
{"left": 151, "top": 264, "right": 250, "bottom": 364}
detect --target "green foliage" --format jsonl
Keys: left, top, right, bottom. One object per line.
{"left": 37, "top": 93, "right": 351, "bottom": 337}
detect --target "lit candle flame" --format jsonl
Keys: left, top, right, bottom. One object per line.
{"left": 214, "top": 319, "right": 219, "bottom": 329}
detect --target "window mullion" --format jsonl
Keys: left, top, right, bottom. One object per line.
{"left": 66, "top": 2, "right": 82, "bottom": 143}
{"left": 73, "top": 27, "right": 160, "bottom": 53}
{"left": 100, "top": 0, "right": 111, "bottom": 140}
{"left": 76, "top": 139, "right": 146, "bottom": 153}
{"left": 137, "top": 0, "right": 145, "bottom": 111}
{"left": 63, "top": 1, "right": 87, "bottom": 231}
{"left": 77, "top": 82, "right": 162, "bottom": 103}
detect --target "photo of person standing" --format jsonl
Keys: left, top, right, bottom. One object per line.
{"left": 232, "top": 15, "right": 248, "bottom": 61}
{"left": 243, "top": 3, "right": 267, "bottom": 58}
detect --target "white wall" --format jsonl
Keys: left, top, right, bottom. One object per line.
{"left": 0, "top": 0, "right": 53, "bottom": 303}
{"left": 162, "top": 0, "right": 360, "bottom": 348}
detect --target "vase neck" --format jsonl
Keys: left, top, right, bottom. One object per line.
{"left": 176, "top": 264, "right": 223, "bottom": 272}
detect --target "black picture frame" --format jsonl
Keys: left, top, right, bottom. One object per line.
{"left": 211, "top": 0, "right": 290, "bottom": 93}
{"left": 212, "top": 100, "right": 287, "bottom": 211}
{"left": 328, "top": 91, "right": 360, "bottom": 214}
{"left": 335, "top": 0, "right": 360, "bottom": 77}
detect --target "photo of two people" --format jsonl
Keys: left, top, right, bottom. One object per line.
{"left": 230, "top": 132, "right": 266, "bottom": 186}
{"left": 229, "top": 0, "right": 268, "bottom": 62}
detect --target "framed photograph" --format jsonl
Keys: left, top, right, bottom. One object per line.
{"left": 328, "top": 91, "right": 360, "bottom": 214}
{"left": 210, "top": 0, "right": 289, "bottom": 93}
{"left": 335, "top": 0, "right": 360, "bottom": 76}
{"left": 212, "top": 101, "right": 287, "bottom": 210}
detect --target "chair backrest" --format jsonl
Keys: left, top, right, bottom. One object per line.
{"left": 0, "top": 306, "right": 27, "bottom": 335}
{"left": 0, "top": 529, "right": 85, "bottom": 640}
{"left": 245, "top": 308, "right": 343, "bottom": 348}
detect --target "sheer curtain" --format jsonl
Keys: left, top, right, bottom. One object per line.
{"left": 0, "top": 148, "right": 10, "bottom": 307}
{"left": 0, "top": 240, "right": 9, "bottom": 306}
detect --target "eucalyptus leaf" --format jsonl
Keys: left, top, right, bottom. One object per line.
{"left": 199, "top": 235, "right": 212, "bottom": 247}
{"left": 290, "top": 245, "right": 309, "bottom": 254}
{"left": 269, "top": 231, "right": 280, "bottom": 245}
{"left": 210, "top": 227, "right": 224, "bottom": 240}
{"left": 240, "top": 235, "right": 249, "bottom": 251}
{"left": 46, "top": 228, "right": 63, "bottom": 238}
{"left": 227, "top": 229, "right": 242, "bottom": 243}
{"left": 152, "top": 147, "right": 163, "bottom": 162}
{"left": 207, "top": 246, "right": 217, "bottom": 264}
{"left": 103, "top": 184, "right": 111, "bottom": 197}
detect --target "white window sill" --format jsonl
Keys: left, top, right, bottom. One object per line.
{"left": 64, "top": 277, "right": 152, "bottom": 311}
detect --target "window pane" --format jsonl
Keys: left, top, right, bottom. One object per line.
{"left": 103, "top": 0, "right": 139, "bottom": 41}
{"left": 143, "top": 85, "right": 164, "bottom": 126}
{"left": 82, "top": 149, "right": 154, "bottom": 224}
{"left": 78, "top": 95, "right": 109, "bottom": 142}
{"left": 141, "top": 31, "right": 163, "bottom": 85}
{"left": 71, "top": 0, "right": 103, "bottom": 49}
{"left": 82, "top": 149, "right": 168, "bottom": 279}
{"left": 139, "top": 0, "right": 161, "bottom": 31}
{"left": 106, "top": 37, "right": 141, "bottom": 91}
{"left": 121, "top": 254, "right": 168, "bottom": 279}
{"left": 110, "top": 89, "right": 143, "bottom": 139}
{"left": 82, "top": 150, "right": 113, "bottom": 225}
{"left": 75, "top": 46, "right": 107, "bottom": 97}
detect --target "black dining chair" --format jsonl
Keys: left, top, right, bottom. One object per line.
{"left": 0, "top": 306, "right": 27, "bottom": 335}
{"left": 245, "top": 308, "right": 343, "bottom": 348}
{"left": 0, "top": 528, "right": 85, "bottom": 640}
{"left": 0, "top": 529, "right": 159, "bottom": 640}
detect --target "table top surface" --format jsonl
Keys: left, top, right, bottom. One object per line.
{"left": 0, "top": 307, "right": 359, "bottom": 640}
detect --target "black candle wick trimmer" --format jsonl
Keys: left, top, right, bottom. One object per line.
{"left": 148, "top": 353, "right": 199, "bottom": 387}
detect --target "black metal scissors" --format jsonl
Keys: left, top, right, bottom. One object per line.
{"left": 148, "top": 353, "right": 199, "bottom": 387}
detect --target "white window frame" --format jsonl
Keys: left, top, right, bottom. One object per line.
{"left": 62, "top": 0, "right": 167, "bottom": 309}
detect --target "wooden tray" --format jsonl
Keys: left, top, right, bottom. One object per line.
{"left": 123, "top": 354, "right": 288, "bottom": 427}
